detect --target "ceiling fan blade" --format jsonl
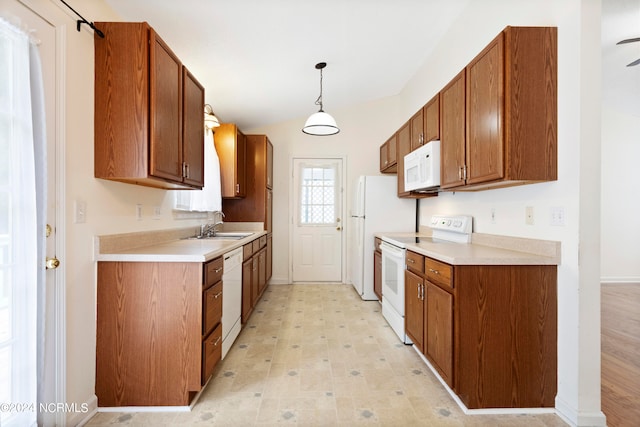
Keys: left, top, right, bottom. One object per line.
{"left": 617, "top": 37, "right": 640, "bottom": 45}
{"left": 627, "top": 58, "right": 640, "bottom": 67}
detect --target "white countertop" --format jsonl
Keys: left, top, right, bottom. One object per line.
{"left": 375, "top": 232, "right": 560, "bottom": 266}
{"left": 96, "top": 231, "right": 267, "bottom": 263}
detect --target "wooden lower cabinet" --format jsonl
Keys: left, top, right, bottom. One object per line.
{"left": 404, "top": 251, "right": 557, "bottom": 409}
{"left": 96, "top": 256, "right": 223, "bottom": 407}
{"left": 241, "top": 236, "right": 269, "bottom": 324}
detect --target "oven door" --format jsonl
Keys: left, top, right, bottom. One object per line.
{"left": 380, "top": 241, "right": 412, "bottom": 344}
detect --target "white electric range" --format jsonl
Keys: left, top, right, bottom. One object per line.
{"left": 380, "top": 215, "right": 472, "bottom": 344}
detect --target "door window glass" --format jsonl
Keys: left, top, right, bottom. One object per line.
{"left": 299, "top": 164, "right": 336, "bottom": 225}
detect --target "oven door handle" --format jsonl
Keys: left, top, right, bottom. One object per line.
{"left": 380, "top": 241, "right": 405, "bottom": 258}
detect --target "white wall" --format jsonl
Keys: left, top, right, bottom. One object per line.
{"left": 252, "top": 1, "right": 606, "bottom": 425}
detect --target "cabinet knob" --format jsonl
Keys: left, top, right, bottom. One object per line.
{"left": 46, "top": 257, "right": 60, "bottom": 270}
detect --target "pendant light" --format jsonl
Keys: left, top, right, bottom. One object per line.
{"left": 302, "top": 62, "right": 340, "bottom": 136}
{"left": 204, "top": 104, "right": 220, "bottom": 130}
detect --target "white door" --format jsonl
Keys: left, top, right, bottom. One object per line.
{"left": 292, "top": 158, "right": 343, "bottom": 282}
{"left": 2, "top": 2, "right": 62, "bottom": 425}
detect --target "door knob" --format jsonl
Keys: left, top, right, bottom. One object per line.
{"left": 46, "top": 224, "right": 52, "bottom": 238}
{"left": 336, "top": 227, "right": 342, "bottom": 231}
{"left": 46, "top": 257, "right": 60, "bottom": 270}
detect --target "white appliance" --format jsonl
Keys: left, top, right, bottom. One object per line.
{"left": 404, "top": 140, "right": 440, "bottom": 192}
{"left": 381, "top": 215, "right": 473, "bottom": 344}
{"left": 350, "top": 175, "right": 416, "bottom": 300}
{"left": 221, "top": 247, "right": 243, "bottom": 359}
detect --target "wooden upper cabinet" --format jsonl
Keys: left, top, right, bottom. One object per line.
{"left": 266, "top": 139, "right": 273, "bottom": 189}
{"left": 463, "top": 26, "right": 557, "bottom": 190}
{"left": 214, "top": 123, "right": 246, "bottom": 198}
{"left": 182, "top": 68, "right": 205, "bottom": 187}
{"left": 380, "top": 133, "right": 397, "bottom": 173}
{"left": 410, "top": 108, "right": 424, "bottom": 151}
{"left": 440, "top": 70, "right": 467, "bottom": 190}
{"left": 396, "top": 121, "right": 411, "bottom": 196}
{"left": 424, "top": 93, "right": 440, "bottom": 143}
{"left": 94, "top": 22, "right": 204, "bottom": 190}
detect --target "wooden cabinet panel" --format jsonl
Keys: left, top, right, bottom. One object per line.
{"left": 96, "top": 262, "right": 202, "bottom": 406}
{"left": 182, "top": 68, "right": 205, "bottom": 187}
{"left": 466, "top": 33, "right": 504, "bottom": 185}
{"left": 203, "top": 281, "right": 222, "bottom": 336}
{"left": 94, "top": 22, "right": 204, "bottom": 190}
{"left": 215, "top": 124, "right": 246, "bottom": 198}
{"left": 424, "top": 94, "right": 440, "bottom": 143}
{"left": 425, "top": 281, "right": 453, "bottom": 386}
{"left": 251, "top": 256, "right": 259, "bottom": 307}
{"left": 379, "top": 133, "right": 398, "bottom": 173}
{"left": 373, "top": 249, "right": 382, "bottom": 301}
{"left": 454, "top": 265, "right": 557, "bottom": 409}
{"left": 242, "top": 258, "right": 253, "bottom": 323}
{"left": 396, "top": 121, "right": 411, "bottom": 196}
{"left": 405, "top": 269, "right": 424, "bottom": 353}
{"left": 410, "top": 108, "right": 424, "bottom": 151}
{"left": 149, "top": 33, "right": 183, "bottom": 182}
{"left": 204, "top": 256, "right": 223, "bottom": 288}
{"left": 258, "top": 248, "right": 267, "bottom": 295}
{"left": 440, "top": 70, "right": 467, "bottom": 190}
{"left": 202, "top": 323, "right": 222, "bottom": 385}
{"left": 425, "top": 257, "right": 453, "bottom": 290}
{"left": 266, "top": 140, "right": 273, "bottom": 189}
{"left": 266, "top": 234, "right": 273, "bottom": 281}
{"left": 406, "top": 250, "right": 425, "bottom": 275}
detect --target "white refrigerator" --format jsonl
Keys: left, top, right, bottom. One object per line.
{"left": 350, "top": 175, "right": 416, "bottom": 300}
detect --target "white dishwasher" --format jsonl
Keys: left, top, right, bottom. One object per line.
{"left": 221, "top": 247, "right": 243, "bottom": 359}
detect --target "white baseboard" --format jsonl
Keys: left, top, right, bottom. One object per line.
{"left": 600, "top": 277, "right": 640, "bottom": 285}
{"left": 555, "top": 396, "right": 607, "bottom": 427}
{"left": 70, "top": 394, "right": 97, "bottom": 427}
{"left": 267, "top": 277, "right": 290, "bottom": 285}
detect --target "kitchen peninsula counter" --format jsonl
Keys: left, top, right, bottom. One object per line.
{"left": 376, "top": 232, "right": 560, "bottom": 266}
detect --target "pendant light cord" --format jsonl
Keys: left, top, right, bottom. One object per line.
{"left": 315, "top": 68, "right": 324, "bottom": 112}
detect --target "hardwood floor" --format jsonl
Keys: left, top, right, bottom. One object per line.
{"left": 601, "top": 284, "right": 640, "bottom": 427}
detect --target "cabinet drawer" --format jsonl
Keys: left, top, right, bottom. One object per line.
{"left": 406, "top": 251, "right": 425, "bottom": 274}
{"left": 204, "top": 257, "right": 223, "bottom": 289}
{"left": 243, "top": 243, "right": 253, "bottom": 261}
{"left": 203, "top": 281, "right": 222, "bottom": 336}
{"left": 259, "top": 235, "right": 267, "bottom": 249}
{"left": 202, "top": 323, "right": 222, "bottom": 385}
{"left": 425, "top": 257, "right": 453, "bottom": 289}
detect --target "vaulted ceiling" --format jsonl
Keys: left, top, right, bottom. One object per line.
{"left": 104, "top": 0, "right": 639, "bottom": 130}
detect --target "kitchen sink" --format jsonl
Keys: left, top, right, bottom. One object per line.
{"left": 185, "top": 232, "right": 255, "bottom": 241}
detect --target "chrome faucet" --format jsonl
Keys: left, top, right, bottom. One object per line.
{"left": 197, "top": 211, "right": 225, "bottom": 238}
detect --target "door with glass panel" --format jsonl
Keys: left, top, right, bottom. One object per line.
{"left": 292, "top": 158, "right": 343, "bottom": 282}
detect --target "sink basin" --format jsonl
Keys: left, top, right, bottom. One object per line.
{"left": 185, "top": 232, "right": 255, "bottom": 241}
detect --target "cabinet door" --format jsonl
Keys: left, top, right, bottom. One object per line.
{"left": 266, "top": 189, "right": 273, "bottom": 234}
{"left": 250, "top": 256, "right": 259, "bottom": 307}
{"left": 241, "top": 259, "right": 252, "bottom": 323}
{"left": 380, "top": 134, "right": 397, "bottom": 173}
{"left": 266, "top": 234, "right": 272, "bottom": 281}
{"left": 373, "top": 250, "right": 382, "bottom": 301}
{"left": 424, "top": 93, "right": 440, "bottom": 143}
{"left": 405, "top": 270, "right": 424, "bottom": 353}
{"left": 410, "top": 108, "right": 424, "bottom": 151}
{"left": 396, "top": 121, "right": 411, "bottom": 196}
{"left": 266, "top": 139, "right": 273, "bottom": 189}
{"left": 440, "top": 70, "right": 466, "bottom": 189}
{"left": 149, "top": 30, "right": 183, "bottom": 182}
{"left": 182, "top": 68, "right": 205, "bottom": 187}
{"left": 466, "top": 33, "right": 504, "bottom": 185}
{"left": 215, "top": 124, "right": 246, "bottom": 198}
{"left": 258, "top": 248, "right": 267, "bottom": 295}
{"left": 425, "top": 281, "right": 453, "bottom": 386}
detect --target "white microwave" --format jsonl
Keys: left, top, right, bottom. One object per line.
{"left": 404, "top": 140, "right": 441, "bottom": 192}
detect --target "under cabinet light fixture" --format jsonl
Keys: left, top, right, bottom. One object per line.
{"left": 302, "top": 62, "right": 340, "bottom": 136}
{"left": 204, "top": 104, "right": 220, "bottom": 130}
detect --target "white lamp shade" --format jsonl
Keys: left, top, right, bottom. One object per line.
{"left": 302, "top": 111, "right": 340, "bottom": 136}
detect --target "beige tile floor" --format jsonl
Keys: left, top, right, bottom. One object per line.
{"left": 86, "top": 284, "right": 568, "bottom": 426}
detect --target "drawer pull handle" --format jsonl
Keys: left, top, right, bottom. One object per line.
{"left": 407, "top": 259, "right": 415, "bottom": 264}
{"left": 212, "top": 336, "right": 221, "bottom": 347}
{"left": 429, "top": 268, "right": 440, "bottom": 275}
{"left": 214, "top": 291, "right": 222, "bottom": 299}
{"left": 214, "top": 267, "right": 223, "bottom": 273}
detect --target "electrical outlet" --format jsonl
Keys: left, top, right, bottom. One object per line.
{"left": 490, "top": 208, "right": 496, "bottom": 224}
{"left": 136, "top": 204, "right": 143, "bottom": 221}
{"left": 550, "top": 206, "right": 565, "bottom": 226}
{"left": 153, "top": 206, "right": 161, "bottom": 220}
{"left": 525, "top": 206, "right": 534, "bottom": 225}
